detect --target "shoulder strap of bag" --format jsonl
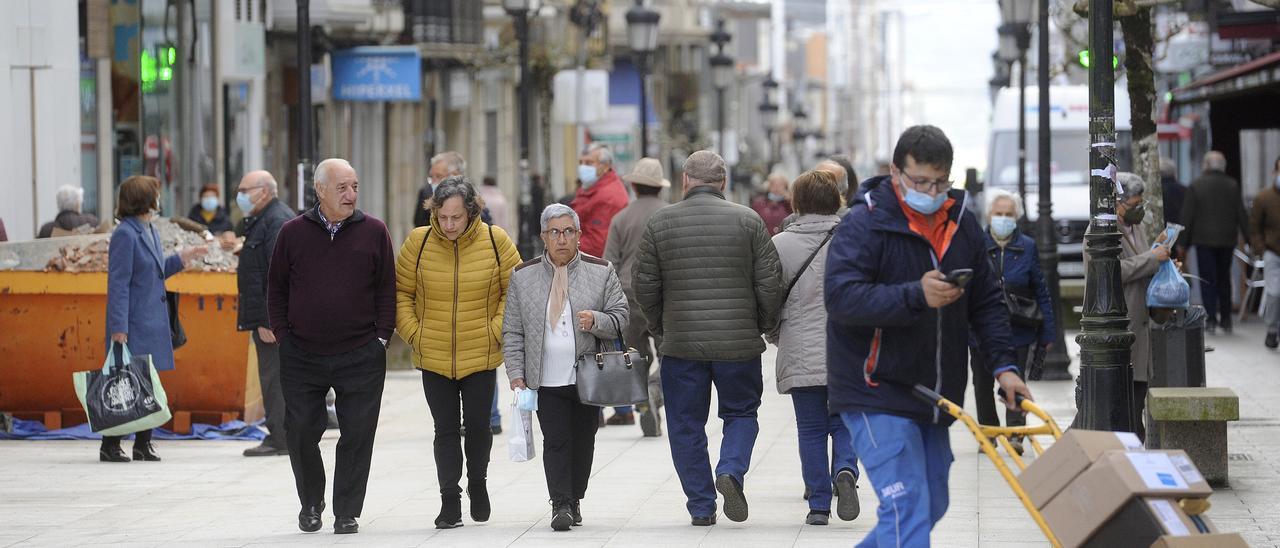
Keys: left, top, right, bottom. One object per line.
{"left": 782, "top": 226, "right": 837, "bottom": 305}
{"left": 489, "top": 224, "right": 501, "bottom": 267}
{"left": 415, "top": 227, "right": 432, "bottom": 280}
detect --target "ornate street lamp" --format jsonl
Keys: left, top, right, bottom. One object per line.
{"left": 1035, "top": 0, "right": 1073, "bottom": 380}
{"left": 792, "top": 103, "right": 809, "bottom": 172}
{"left": 1077, "top": 0, "right": 1134, "bottom": 431}
{"left": 999, "top": 0, "right": 1034, "bottom": 224}
{"left": 504, "top": 0, "right": 535, "bottom": 258}
{"left": 626, "top": 1, "right": 660, "bottom": 159}
{"left": 759, "top": 75, "right": 779, "bottom": 170}
{"left": 709, "top": 19, "right": 733, "bottom": 161}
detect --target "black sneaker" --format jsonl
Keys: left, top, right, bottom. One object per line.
{"left": 1267, "top": 332, "right": 1278, "bottom": 349}
{"left": 550, "top": 505, "right": 574, "bottom": 531}
{"left": 691, "top": 515, "right": 717, "bottom": 526}
{"left": 805, "top": 511, "right": 830, "bottom": 526}
{"left": 571, "top": 500, "right": 583, "bottom": 526}
{"left": 834, "top": 469, "right": 860, "bottom": 521}
{"left": 639, "top": 408, "right": 662, "bottom": 437}
{"left": 715, "top": 474, "right": 748, "bottom": 522}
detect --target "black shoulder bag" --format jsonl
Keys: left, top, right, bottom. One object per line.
{"left": 782, "top": 227, "right": 837, "bottom": 305}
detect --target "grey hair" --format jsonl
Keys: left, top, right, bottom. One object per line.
{"left": 1160, "top": 157, "right": 1176, "bottom": 178}
{"left": 586, "top": 143, "right": 614, "bottom": 166}
{"left": 540, "top": 203, "right": 580, "bottom": 231}
{"left": 431, "top": 151, "right": 467, "bottom": 177}
{"left": 1203, "top": 151, "right": 1227, "bottom": 172}
{"left": 985, "top": 187, "right": 1024, "bottom": 219}
{"left": 314, "top": 158, "right": 354, "bottom": 187}
{"left": 430, "top": 176, "right": 485, "bottom": 219}
{"left": 1117, "top": 172, "right": 1146, "bottom": 200}
{"left": 683, "top": 150, "right": 727, "bottom": 186}
{"left": 56, "top": 185, "right": 84, "bottom": 212}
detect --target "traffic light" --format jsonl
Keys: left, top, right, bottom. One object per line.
{"left": 1077, "top": 49, "right": 1119, "bottom": 69}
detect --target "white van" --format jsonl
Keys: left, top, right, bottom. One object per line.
{"left": 985, "top": 85, "right": 1132, "bottom": 279}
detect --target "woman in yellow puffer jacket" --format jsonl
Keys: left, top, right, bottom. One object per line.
{"left": 395, "top": 177, "right": 521, "bottom": 530}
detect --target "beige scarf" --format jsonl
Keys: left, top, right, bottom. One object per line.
{"left": 548, "top": 262, "right": 569, "bottom": 329}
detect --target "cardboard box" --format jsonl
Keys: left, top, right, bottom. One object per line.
{"left": 1020, "top": 429, "right": 1144, "bottom": 509}
{"left": 1042, "top": 450, "right": 1213, "bottom": 548}
{"left": 1150, "top": 533, "right": 1250, "bottom": 547}
{"left": 1082, "top": 498, "right": 1199, "bottom": 547}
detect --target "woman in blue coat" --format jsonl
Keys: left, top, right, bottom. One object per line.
{"left": 969, "top": 189, "right": 1056, "bottom": 430}
{"left": 102, "top": 175, "right": 206, "bottom": 462}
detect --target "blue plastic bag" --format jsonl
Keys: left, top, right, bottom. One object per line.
{"left": 1147, "top": 259, "right": 1190, "bottom": 309}
{"left": 515, "top": 387, "right": 538, "bottom": 412}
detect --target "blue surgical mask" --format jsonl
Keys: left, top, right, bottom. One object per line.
{"left": 236, "top": 192, "right": 255, "bottom": 215}
{"left": 767, "top": 192, "right": 785, "bottom": 202}
{"left": 200, "top": 196, "right": 219, "bottom": 212}
{"left": 990, "top": 216, "right": 1018, "bottom": 239}
{"left": 578, "top": 164, "right": 599, "bottom": 187}
{"left": 901, "top": 183, "right": 948, "bottom": 214}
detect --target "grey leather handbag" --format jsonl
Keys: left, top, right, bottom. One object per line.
{"left": 574, "top": 314, "right": 648, "bottom": 407}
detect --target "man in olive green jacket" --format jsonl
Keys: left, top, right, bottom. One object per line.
{"left": 632, "top": 150, "right": 782, "bottom": 526}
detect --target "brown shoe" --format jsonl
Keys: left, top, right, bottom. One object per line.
{"left": 606, "top": 412, "right": 635, "bottom": 426}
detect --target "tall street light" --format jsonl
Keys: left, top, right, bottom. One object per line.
{"left": 792, "top": 103, "right": 808, "bottom": 173}
{"left": 626, "top": 1, "right": 660, "bottom": 160}
{"left": 1035, "top": 0, "right": 1073, "bottom": 380}
{"left": 999, "top": 0, "right": 1033, "bottom": 225}
{"left": 709, "top": 20, "right": 733, "bottom": 161}
{"left": 1078, "top": 0, "right": 1134, "bottom": 431}
{"left": 504, "top": 0, "right": 535, "bottom": 258}
{"left": 297, "top": 0, "right": 315, "bottom": 210}
{"left": 759, "top": 75, "right": 779, "bottom": 171}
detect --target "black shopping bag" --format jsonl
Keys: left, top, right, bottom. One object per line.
{"left": 72, "top": 342, "right": 172, "bottom": 435}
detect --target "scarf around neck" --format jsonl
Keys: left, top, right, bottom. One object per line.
{"left": 548, "top": 260, "right": 569, "bottom": 329}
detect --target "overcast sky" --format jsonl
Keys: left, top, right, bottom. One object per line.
{"left": 894, "top": 0, "right": 999, "bottom": 174}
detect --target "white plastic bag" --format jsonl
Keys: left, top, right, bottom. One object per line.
{"left": 507, "top": 400, "right": 536, "bottom": 462}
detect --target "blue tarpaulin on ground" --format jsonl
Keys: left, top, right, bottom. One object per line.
{"left": 0, "top": 418, "right": 266, "bottom": 441}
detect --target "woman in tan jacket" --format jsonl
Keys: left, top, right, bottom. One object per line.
{"left": 395, "top": 177, "right": 520, "bottom": 529}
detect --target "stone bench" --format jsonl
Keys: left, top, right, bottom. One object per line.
{"left": 1144, "top": 387, "right": 1239, "bottom": 487}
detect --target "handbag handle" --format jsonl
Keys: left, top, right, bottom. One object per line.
{"left": 586, "top": 313, "right": 633, "bottom": 370}
{"left": 108, "top": 341, "right": 132, "bottom": 375}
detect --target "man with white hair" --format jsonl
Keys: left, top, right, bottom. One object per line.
{"left": 416, "top": 151, "right": 467, "bottom": 228}
{"left": 268, "top": 158, "right": 396, "bottom": 535}
{"left": 38, "top": 185, "right": 99, "bottom": 238}
{"left": 233, "top": 170, "right": 296, "bottom": 457}
{"left": 1179, "top": 150, "right": 1250, "bottom": 333}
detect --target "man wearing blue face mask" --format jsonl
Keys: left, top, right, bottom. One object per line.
{"left": 967, "top": 189, "right": 1055, "bottom": 436}
{"left": 825, "top": 125, "right": 1033, "bottom": 547}
{"left": 233, "top": 170, "right": 298, "bottom": 457}
{"left": 188, "top": 183, "right": 234, "bottom": 235}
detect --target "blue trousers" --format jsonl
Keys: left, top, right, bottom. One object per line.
{"left": 661, "top": 355, "right": 763, "bottom": 517}
{"left": 791, "top": 386, "right": 858, "bottom": 512}
{"left": 841, "top": 411, "right": 953, "bottom": 548}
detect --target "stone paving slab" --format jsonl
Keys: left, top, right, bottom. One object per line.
{"left": 2, "top": 322, "right": 1278, "bottom": 547}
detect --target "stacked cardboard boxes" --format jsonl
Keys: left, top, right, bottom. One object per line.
{"left": 1016, "top": 430, "right": 1247, "bottom": 548}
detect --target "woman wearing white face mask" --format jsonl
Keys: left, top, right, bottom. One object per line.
{"left": 967, "top": 189, "right": 1056, "bottom": 434}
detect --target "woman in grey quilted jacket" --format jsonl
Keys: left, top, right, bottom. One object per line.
{"left": 502, "top": 204, "right": 628, "bottom": 532}
{"left": 769, "top": 170, "right": 860, "bottom": 526}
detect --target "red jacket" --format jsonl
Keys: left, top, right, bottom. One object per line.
{"left": 751, "top": 195, "right": 792, "bottom": 235}
{"left": 570, "top": 169, "right": 629, "bottom": 257}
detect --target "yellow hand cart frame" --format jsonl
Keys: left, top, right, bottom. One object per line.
{"left": 911, "top": 384, "right": 1064, "bottom": 548}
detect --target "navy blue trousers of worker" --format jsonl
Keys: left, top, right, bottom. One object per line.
{"left": 790, "top": 386, "right": 858, "bottom": 512}
{"left": 661, "top": 355, "right": 763, "bottom": 518}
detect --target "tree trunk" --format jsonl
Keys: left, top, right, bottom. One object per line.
{"left": 1119, "top": 6, "right": 1164, "bottom": 243}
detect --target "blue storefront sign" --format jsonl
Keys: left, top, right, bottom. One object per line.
{"left": 331, "top": 46, "right": 421, "bottom": 102}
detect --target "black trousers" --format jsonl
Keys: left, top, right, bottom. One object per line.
{"left": 969, "top": 344, "right": 1030, "bottom": 427}
{"left": 280, "top": 337, "right": 386, "bottom": 518}
{"left": 1196, "top": 245, "right": 1235, "bottom": 327}
{"left": 421, "top": 369, "right": 495, "bottom": 496}
{"left": 253, "top": 330, "right": 288, "bottom": 448}
{"left": 102, "top": 427, "right": 151, "bottom": 447}
{"left": 536, "top": 384, "right": 599, "bottom": 506}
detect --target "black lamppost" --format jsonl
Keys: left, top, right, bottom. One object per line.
{"left": 626, "top": 1, "right": 660, "bottom": 159}
{"left": 297, "top": 0, "right": 315, "bottom": 210}
{"left": 504, "top": 0, "right": 535, "bottom": 258}
{"left": 999, "top": 0, "right": 1034, "bottom": 225}
{"left": 1077, "top": 0, "right": 1134, "bottom": 431}
{"left": 1035, "top": 0, "right": 1073, "bottom": 380}
{"left": 709, "top": 20, "right": 733, "bottom": 161}
{"left": 792, "top": 104, "right": 809, "bottom": 172}
{"left": 759, "top": 75, "right": 779, "bottom": 171}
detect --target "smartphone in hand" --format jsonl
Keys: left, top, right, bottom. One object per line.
{"left": 941, "top": 268, "right": 974, "bottom": 288}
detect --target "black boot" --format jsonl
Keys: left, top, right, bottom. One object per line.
{"left": 99, "top": 438, "right": 129, "bottom": 463}
{"left": 132, "top": 430, "right": 160, "bottom": 461}
{"left": 435, "top": 492, "right": 463, "bottom": 529}
{"left": 468, "top": 481, "right": 490, "bottom": 522}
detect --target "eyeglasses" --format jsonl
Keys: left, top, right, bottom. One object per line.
{"left": 236, "top": 184, "right": 264, "bottom": 194}
{"left": 898, "top": 170, "right": 953, "bottom": 193}
{"left": 543, "top": 227, "right": 579, "bottom": 240}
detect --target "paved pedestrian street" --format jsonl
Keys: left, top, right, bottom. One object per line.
{"left": 3, "top": 323, "right": 1279, "bottom": 547}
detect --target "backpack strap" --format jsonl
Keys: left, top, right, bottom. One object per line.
{"left": 782, "top": 226, "right": 837, "bottom": 305}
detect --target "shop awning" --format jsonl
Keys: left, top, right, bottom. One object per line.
{"left": 1169, "top": 50, "right": 1280, "bottom": 105}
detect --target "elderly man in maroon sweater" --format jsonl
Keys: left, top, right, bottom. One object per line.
{"left": 268, "top": 158, "right": 396, "bottom": 535}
